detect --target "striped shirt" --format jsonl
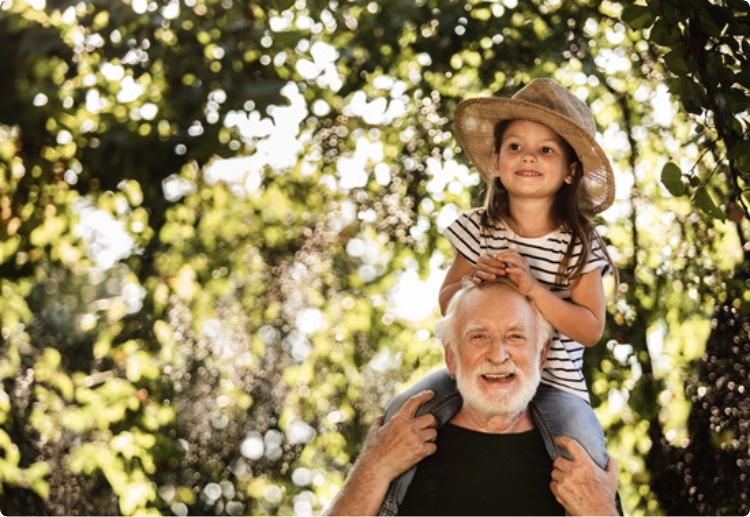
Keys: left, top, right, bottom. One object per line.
{"left": 444, "top": 208, "right": 611, "bottom": 401}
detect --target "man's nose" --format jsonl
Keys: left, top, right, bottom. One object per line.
{"left": 487, "top": 338, "right": 510, "bottom": 363}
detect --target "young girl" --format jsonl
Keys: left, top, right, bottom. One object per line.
{"left": 439, "top": 77, "right": 617, "bottom": 469}
{"left": 383, "top": 79, "right": 617, "bottom": 484}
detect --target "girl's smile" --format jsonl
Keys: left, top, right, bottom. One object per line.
{"left": 514, "top": 169, "right": 542, "bottom": 177}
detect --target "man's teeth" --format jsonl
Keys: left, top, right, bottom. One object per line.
{"left": 484, "top": 373, "right": 512, "bottom": 380}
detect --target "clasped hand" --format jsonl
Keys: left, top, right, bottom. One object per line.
{"left": 471, "top": 251, "right": 539, "bottom": 296}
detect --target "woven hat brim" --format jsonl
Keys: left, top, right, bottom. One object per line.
{"left": 454, "top": 97, "right": 615, "bottom": 215}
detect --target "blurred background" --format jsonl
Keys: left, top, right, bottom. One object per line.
{"left": 0, "top": 0, "right": 748, "bottom": 515}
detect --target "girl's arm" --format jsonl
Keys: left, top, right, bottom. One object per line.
{"left": 494, "top": 250, "right": 606, "bottom": 346}
{"left": 438, "top": 251, "right": 508, "bottom": 315}
{"left": 439, "top": 252, "right": 474, "bottom": 315}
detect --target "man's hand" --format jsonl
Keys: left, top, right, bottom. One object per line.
{"left": 325, "top": 390, "right": 437, "bottom": 516}
{"left": 358, "top": 389, "right": 439, "bottom": 482}
{"left": 550, "top": 436, "right": 620, "bottom": 516}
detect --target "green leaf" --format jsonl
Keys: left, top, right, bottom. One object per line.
{"left": 737, "top": 67, "right": 750, "bottom": 90}
{"left": 661, "top": 162, "right": 686, "bottom": 197}
{"left": 270, "top": 0, "right": 295, "bottom": 12}
{"left": 621, "top": 5, "right": 655, "bottom": 30}
{"left": 662, "top": 1, "right": 687, "bottom": 26}
{"left": 699, "top": 10, "right": 724, "bottom": 38}
{"left": 713, "top": 92, "right": 733, "bottom": 123}
{"left": 669, "top": 79, "right": 705, "bottom": 114}
{"left": 663, "top": 50, "right": 690, "bottom": 76}
{"left": 649, "top": 18, "right": 679, "bottom": 47}
{"left": 694, "top": 187, "right": 726, "bottom": 220}
{"left": 743, "top": 37, "right": 750, "bottom": 54}
{"left": 728, "top": 144, "right": 747, "bottom": 161}
{"left": 736, "top": 153, "right": 750, "bottom": 176}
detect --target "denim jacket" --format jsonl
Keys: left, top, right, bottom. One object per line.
{"left": 377, "top": 369, "right": 620, "bottom": 516}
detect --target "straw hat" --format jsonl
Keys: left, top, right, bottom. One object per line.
{"left": 453, "top": 78, "right": 615, "bottom": 214}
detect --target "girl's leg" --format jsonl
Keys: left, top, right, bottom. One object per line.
{"left": 383, "top": 368, "right": 461, "bottom": 425}
{"left": 533, "top": 383, "right": 609, "bottom": 470}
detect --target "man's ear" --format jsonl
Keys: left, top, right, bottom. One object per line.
{"left": 539, "top": 339, "right": 552, "bottom": 368}
{"left": 444, "top": 343, "right": 457, "bottom": 378}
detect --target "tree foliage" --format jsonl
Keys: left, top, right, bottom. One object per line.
{"left": 0, "top": 0, "right": 747, "bottom": 515}
{"left": 622, "top": 0, "right": 750, "bottom": 514}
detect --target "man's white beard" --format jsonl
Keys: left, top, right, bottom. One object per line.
{"left": 455, "top": 355, "right": 541, "bottom": 419}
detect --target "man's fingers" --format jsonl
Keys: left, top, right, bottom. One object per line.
{"left": 606, "top": 456, "right": 620, "bottom": 486}
{"left": 554, "top": 436, "right": 587, "bottom": 462}
{"left": 370, "top": 415, "right": 384, "bottom": 429}
{"left": 415, "top": 412, "right": 437, "bottom": 429}
{"left": 400, "top": 390, "right": 435, "bottom": 418}
{"left": 421, "top": 426, "right": 438, "bottom": 442}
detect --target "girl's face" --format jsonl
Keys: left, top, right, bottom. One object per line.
{"left": 494, "top": 119, "right": 575, "bottom": 204}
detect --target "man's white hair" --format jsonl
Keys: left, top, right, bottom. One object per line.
{"left": 434, "top": 277, "right": 553, "bottom": 353}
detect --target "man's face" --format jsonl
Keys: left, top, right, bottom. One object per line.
{"left": 445, "top": 285, "right": 548, "bottom": 419}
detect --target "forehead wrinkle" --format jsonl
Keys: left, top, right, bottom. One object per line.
{"left": 507, "top": 323, "right": 531, "bottom": 335}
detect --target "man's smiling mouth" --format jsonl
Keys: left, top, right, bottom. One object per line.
{"left": 482, "top": 373, "right": 515, "bottom": 382}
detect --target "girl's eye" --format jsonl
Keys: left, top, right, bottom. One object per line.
{"left": 541, "top": 146, "right": 555, "bottom": 154}
{"left": 508, "top": 143, "right": 520, "bottom": 151}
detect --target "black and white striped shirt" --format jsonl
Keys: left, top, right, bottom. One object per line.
{"left": 444, "top": 208, "right": 611, "bottom": 401}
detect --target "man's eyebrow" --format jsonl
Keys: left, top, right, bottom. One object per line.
{"left": 461, "top": 322, "right": 531, "bottom": 338}
{"left": 462, "top": 323, "right": 488, "bottom": 336}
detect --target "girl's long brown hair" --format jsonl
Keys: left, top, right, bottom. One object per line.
{"left": 480, "top": 120, "right": 618, "bottom": 288}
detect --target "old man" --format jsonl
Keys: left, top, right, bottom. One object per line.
{"left": 326, "top": 279, "right": 620, "bottom": 516}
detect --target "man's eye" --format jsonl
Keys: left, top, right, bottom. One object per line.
{"left": 509, "top": 333, "right": 526, "bottom": 341}
{"left": 470, "top": 333, "right": 488, "bottom": 340}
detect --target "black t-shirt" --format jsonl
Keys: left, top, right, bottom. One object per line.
{"left": 398, "top": 423, "right": 565, "bottom": 516}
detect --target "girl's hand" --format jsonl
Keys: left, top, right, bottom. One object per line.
{"left": 494, "top": 250, "right": 541, "bottom": 296}
{"left": 471, "top": 254, "right": 507, "bottom": 284}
